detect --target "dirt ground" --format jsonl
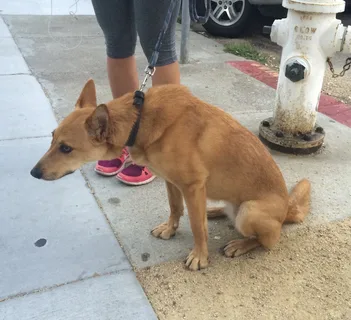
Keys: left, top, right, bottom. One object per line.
{"left": 137, "top": 219, "right": 351, "bottom": 320}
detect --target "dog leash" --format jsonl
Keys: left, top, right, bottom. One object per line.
{"left": 125, "top": 0, "right": 210, "bottom": 147}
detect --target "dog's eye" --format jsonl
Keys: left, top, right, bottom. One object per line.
{"left": 59, "top": 144, "right": 73, "bottom": 154}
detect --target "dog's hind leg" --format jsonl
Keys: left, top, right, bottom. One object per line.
{"left": 207, "top": 202, "right": 237, "bottom": 219}
{"left": 223, "top": 199, "right": 283, "bottom": 258}
{"left": 207, "top": 207, "right": 226, "bottom": 219}
{"left": 151, "top": 181, "right": 184, "bottom": 240}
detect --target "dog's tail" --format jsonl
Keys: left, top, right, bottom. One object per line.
{"left": 284, "top": 178, "right": 311, "bottom": 224}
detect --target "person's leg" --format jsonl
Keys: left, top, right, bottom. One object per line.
{"left": 92, "top": 0, "right": 139, "bottom": 97}
{"left": 152, "top": 62, "right": 180, "bottom": 86}
{"left": 91, "top": 0, "right": 137, "bottom": 176}
{"left": 115, "top": 0, "right": 181, "bottom": 185}
{"left": 135, "top": 0, "right": 181, "bottom": 87}
{"left": 107, "top": 56, "right": 139, "bottom": 99}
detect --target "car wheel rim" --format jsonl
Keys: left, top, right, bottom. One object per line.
{"left": 209, "top": 0, "right": 246, "bottom": 27}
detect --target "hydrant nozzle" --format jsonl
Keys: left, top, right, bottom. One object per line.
{"left": 285, "top": 60, "right": 306, "bottom": 83}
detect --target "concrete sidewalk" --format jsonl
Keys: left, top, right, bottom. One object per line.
{"left": 0, "top": 7, "right": 156, "bottom": 320}
{"left": 1, "top": 1, "right": 351, "bottom": 319}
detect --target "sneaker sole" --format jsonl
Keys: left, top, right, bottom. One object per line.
{"left": 94, "top": 157, "right": 132, "bottom": 177}
{"left": 116, "top": 174, "right": 156, "bottom": 186}
{"left": 94, "top": 168, "right": 119, "bottom": 177}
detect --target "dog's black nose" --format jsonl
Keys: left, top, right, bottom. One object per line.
{"left": 30, "top": 166, "right": 43, "bottom": 179}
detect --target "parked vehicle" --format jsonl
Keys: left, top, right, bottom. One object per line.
{"left": 196, "top": 0, "right": 350, "bottom": 38}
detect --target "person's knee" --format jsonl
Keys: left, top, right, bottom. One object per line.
{"left": 98, "top": 21, "right": 136, "bottom": 59}
{"left": 136, "top": 0, "right": 180, "bottom": 67}
{"left": 140, "top": 37, "right": 178, "bottom": 67}
{"left": 91, "top": 0, "right": 136, "bottom": 59}
{"left": 105, "top": 35, "right": 136, "bottom": 59}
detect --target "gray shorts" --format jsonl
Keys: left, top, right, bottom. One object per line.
{"left": 91, "top": 0, "right": 181, "bottom": 67}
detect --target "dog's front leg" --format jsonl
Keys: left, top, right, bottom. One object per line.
{"left": 183, "top": 183, "right": 209, "bottom": 271}
{"left": 151, "top": 181, "right": 184, "bottom": 240}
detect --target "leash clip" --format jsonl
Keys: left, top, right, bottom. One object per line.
{"left": 139, "top": 66, "right": 156, "bottom": 92}
{"left": 145, "top": 65, "right": 156, "bottom": 76}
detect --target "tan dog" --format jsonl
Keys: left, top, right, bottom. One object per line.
{"left": 31, "top": 79, "right": 311, "bottom": 271}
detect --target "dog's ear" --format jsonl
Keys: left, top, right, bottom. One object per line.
{"left": 85, "top": 104, "right": 109, "bottom": 142}
{"left": 75, "top": 79, "right": 97, "bottom": 109}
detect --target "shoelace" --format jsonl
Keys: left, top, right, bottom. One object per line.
{"left": 122, "top": 148, "right": 130, "bottom": 158}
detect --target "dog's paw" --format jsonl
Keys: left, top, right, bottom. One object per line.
{"left": 151, "top": 222, "right": 176, "bottom": 240}
{"left": 222, "top": 239, "right": 260, "bottom": 258}
{"left": 185, "top": 249, "right": 209, "bottom": 271}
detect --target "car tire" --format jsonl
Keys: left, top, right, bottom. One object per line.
{"left": 201, "top": 0, "right": 255, "bottom": 38}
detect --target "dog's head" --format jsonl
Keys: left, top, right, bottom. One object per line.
{"left": 30, "top": 79, "right": 121, "bottom": 181}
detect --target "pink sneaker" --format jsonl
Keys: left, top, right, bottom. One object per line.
{"left": 94, "top": 148, "right": 131, "bottom": 176}
{"left": 116, "top": 164, "right": 156, "bottom": 186}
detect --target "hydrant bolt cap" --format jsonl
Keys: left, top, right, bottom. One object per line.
{"left": 275, "top": 131, "right": 284, "bottom": 138}
{"left": 316, "top": 126, "right": 324, "bottom": 134}
{"left": 285, "top": 61, "right": 306, "bottom": 82}
{"left": 262, "top": 120, "right": 270, "bottom": 127}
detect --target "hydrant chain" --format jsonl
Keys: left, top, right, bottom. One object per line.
{"left": 327, "top": 57, "right": 351, "bottom": 78}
